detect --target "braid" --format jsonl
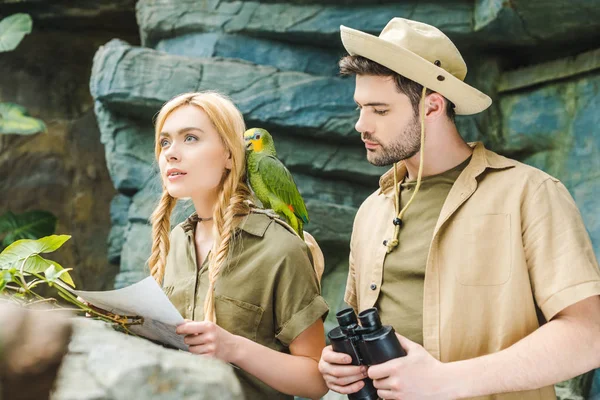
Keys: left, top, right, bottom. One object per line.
{"left": 151, "top": 90, "right": 250, "bottom": 322}
{"left": 203, "top": 175, "right": 252, "bottom": 323}
{"left": 148, "top": 190, "right": 176, "bottom": 285}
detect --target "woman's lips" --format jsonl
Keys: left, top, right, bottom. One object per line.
{"left": 167, "top": 173, "right": 186, "bottom": 182}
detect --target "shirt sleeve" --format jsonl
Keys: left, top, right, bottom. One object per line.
{"left": 523, "top": 178, "right": 600, "bottom": 320}
{"left": 274, "top": 235, "right": 329, "bottom": 347}
{"left": 344, "top": 215, "right": 360, "bottom": 313}
{"left": 344, "top": 246, "right": 358, "bottom": 313}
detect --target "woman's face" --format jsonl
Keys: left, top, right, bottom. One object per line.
{"left": 158, "top": 105, "right": 232, "bottom": 200}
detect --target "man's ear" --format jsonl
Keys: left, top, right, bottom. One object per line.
{"left": 425, "top": 92, "right": 446, "bottom": 119}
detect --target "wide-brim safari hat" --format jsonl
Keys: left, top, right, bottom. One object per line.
{"left": 340, "top": 18, "right": 492, "bottom": 115}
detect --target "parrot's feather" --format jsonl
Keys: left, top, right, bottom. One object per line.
{"left": 256, "top": 155, "right": 309, "bottom": 224}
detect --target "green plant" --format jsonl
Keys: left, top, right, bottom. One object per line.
{"left": 0, "top": 14, "right": 56, "bottom": 252}
{"left": 0, "top": 13, "right": 45, "bottom": 135}
{"left": 0, "top": 210, "right": 57, "bottom": 251}
{"left": 0, "top": 102, "right": 46, "bottom": 135}
{"left": 0, "top": 235, "right": 140, "bottom": 332}
{"left": 0, "top": 13, "right": 32, "bottom": 52}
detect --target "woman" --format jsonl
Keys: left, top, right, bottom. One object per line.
{"left": 148, "top": 91, "right": 329, "bottom": 399}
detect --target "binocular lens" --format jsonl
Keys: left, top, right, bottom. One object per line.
{"left": 358, "top": 308, "right": 382, "bottom": 329}
{"left": 336, "top": 308, "right": 358, "bottom": 327}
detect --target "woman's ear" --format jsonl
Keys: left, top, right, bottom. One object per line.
{"left": 225, "top": 151, "right": 233, "bottom": 170}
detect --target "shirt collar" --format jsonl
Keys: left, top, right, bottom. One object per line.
{"left": 378, "top": 142, "right": 516, "bottom": 197}
{"left": 181, "top": 211, "right": 271, "bottom": 238}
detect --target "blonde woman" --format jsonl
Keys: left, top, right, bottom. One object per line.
{"left": 148, "top": 91, "right": 329, "bottom": 399}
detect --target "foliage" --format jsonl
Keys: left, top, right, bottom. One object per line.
{"left": 0, "top": 235, "right": 140, "bottom": 333}
{"left": 0, "top": 210, "right": 57, "bottom": 250}
{"left": 0, "top": 13, "right": 32, "bottom": 52}
{"left": 0, "top": 13, "right": 45, "bottom": 135}
{"left": 0, "top": 103, "right": 46, "bottom": 135}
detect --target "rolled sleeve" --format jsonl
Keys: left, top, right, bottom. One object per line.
{"left": 274, "top": 237, "right": 329, "bottom": 347}
{"left": 523, "top": 178, "right": 600, "bottom": 320}
{"left": 276, "top": 295, "right": 329, "bottom": 346}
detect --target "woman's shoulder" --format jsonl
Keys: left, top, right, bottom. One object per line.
{"left": 240, "top": 209, "right": 307, "bottom": 253}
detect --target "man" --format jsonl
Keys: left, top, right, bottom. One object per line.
{"left": 318, "top": 17, "right": 600, "bottom": 399}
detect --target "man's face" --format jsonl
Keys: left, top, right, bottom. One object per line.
{"left": 354, "top": 75, "right": 421, "bottom": 166}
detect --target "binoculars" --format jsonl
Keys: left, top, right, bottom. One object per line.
{"left": 327, "top": 307, "right": 406, "bottom": 400}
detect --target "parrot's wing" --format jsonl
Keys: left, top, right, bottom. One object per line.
{"left": 257, "top": 155, "right": 309, "bottom": 224}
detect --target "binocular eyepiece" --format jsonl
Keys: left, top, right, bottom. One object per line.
{"left": 335, "top": 307, "right": 382, "bottom": 330}
{"left": 327, "top": 307, "right": 406, "bottom": 400}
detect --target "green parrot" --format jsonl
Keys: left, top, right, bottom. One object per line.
{"left": 244, "top": 128, "right": 309, "bottom": 239}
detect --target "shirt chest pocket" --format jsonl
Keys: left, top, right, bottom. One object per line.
{"left": 449, "top": 214, "right": 512, "bottom": 286}
{"left": 215, "top": 294, "right": 264, "bottom": 341}
{"left": 163, "top": 277, "right": 196, "bottom": 318}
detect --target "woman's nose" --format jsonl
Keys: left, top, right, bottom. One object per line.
{"left": 163, "top": 142, "right": 180, "bottom": 161}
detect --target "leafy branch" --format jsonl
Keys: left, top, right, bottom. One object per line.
{"left": 0, "top": 235, "right": 142, "bottom": 334}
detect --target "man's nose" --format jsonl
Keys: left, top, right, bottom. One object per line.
{"left": 355, "top": 109, "right": 371, "bottom": 135}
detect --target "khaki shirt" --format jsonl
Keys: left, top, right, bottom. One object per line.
{"left": 164, "top": 211, "right": 329, "bottom": 400}
{"left": 375, "top": 156, "right": 470, "bottom": 345}
{"left": 345, "top": 142, "right": 600, "bottom": 400}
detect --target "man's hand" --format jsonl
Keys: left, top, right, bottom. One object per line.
{"left": 318, "top": 345, "right": 368, "bottom": 394}
{"left": 176, "top": 320, "right": 237, "bottom": 362}
{"left": 368, "top": 334, "right": 459, "bottom": 400}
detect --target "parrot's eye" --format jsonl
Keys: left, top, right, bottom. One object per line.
{"left": 255, "top": 134, "right": 261, "bottom": 140}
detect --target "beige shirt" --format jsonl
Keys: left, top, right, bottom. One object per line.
{"left": 163, "top": 210, "right": 329, "bottom": 400}
{"left": 375, "top": 156, "right": 470, "bottom": 345}
{"left": 345, "top": 142, "right": 600, "bottom": 399}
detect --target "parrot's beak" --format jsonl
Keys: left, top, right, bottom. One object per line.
{"left": 245, "top": 140, "right": 252, "bottom": 150}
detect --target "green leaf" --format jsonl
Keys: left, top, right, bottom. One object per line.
{"left": 0, "top": 269, "right": 15, "bottom": 292}
{"left": 0, "top": 13, "right": 32, "bottom": 52}
{"left": 0, "top": 210, "right": 57, "bottom": 248}
{"left": 0, "top": 270, "right": 12, "bottom": 292}
{"left": 0, "top": 235, "right": 71, "bottom": 270}
{"left": 0, "top": 102, "right": 46, "bottom": 135}
{"left": 20, "top": 254, "right": 53, "bottom": 274}
{"left": 44, "top": 263, "right": 75, "bottom": 287}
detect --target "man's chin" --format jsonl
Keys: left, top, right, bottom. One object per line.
{"left": 366, "top": 152, "right": 393, "bottom": 167}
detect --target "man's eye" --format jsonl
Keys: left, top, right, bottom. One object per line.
{"left": 374, "top": 109, "right": 389, "bottom": 116}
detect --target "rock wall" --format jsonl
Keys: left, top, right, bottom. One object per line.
{"left": 88, "top": 1, "right": 600, "bottom": 397}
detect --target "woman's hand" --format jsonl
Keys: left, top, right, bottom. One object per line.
{"left": 176, "top": 320, "right": 238, "bottom": 362}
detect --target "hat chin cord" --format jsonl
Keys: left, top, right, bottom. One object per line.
{"left": 386, "top": 86, "right": 427, "bottom": 254}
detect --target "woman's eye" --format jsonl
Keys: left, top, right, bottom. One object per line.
{"left": 160, "top": 139, "right": 170, "bottom": 147}
{"left": 184, "top": 135, "right": 198, "bottom": 142}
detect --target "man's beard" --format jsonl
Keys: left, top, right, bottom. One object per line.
{"left": 365, "top": 115, "right": 421, "bottom": 167}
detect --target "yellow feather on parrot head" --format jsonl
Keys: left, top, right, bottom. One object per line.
{"left": 244, "top": 128, "right": 275, "bottom": 154}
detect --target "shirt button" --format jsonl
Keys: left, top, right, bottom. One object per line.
{"left": 370, "top": 283, "right": 377, "bottom": 290}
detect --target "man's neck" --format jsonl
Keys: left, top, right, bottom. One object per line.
{"left": 404, "top": 126, "right": 472, "bottom": 181}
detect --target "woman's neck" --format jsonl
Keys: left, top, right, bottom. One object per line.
{"left": 192, "top": 192, "right": 218, "bottom": 240}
